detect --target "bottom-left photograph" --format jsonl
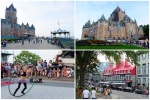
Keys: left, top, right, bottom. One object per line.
{"left": 1, "top": 50, "right": 75, "bottom": 99}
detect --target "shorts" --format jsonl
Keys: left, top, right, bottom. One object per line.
{"left": 19, "top": 79, "right": 26, "bottom": 83}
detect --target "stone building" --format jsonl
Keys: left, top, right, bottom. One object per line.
{"left": 81, "top": 6, "right": 144, "bottom": 40}
{"left": 1, "top": 4, "right": 35, "bottom": 38}
{"left": 137, "top": 53, "right": 149, "bottom": 87}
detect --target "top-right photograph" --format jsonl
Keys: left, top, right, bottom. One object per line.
{"left": 76, "top": 1, "right": 149, "bottom": 50}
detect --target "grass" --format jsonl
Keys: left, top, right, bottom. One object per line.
{"left": 76, "top": 45, "right": 146, "bottom": 49}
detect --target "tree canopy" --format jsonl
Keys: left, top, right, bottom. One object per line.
{"left": 141, "top": 24, "right": 149, "bottom": 37}
{"left": 14, "top": 50, "right": 41, "bottom": 65}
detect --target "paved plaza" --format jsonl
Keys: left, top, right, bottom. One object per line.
{"left": 1, "top": 40, "right": 61, "bottom": 49}
{"left": 1, "top": 78, "right": 74, "bottom": 99}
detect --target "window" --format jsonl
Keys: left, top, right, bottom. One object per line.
{"left": 142, "top": 54, "right": 146, "bottom": 60}
{"left": 138, "top": 78, "right": 141, "bottom": 84}
{"left": 129, "top": 76, "right": 131, "bottom": 80}
{"left": 138, "top": 56, "right": 140, "bottom": 62}
{"left": 128, "top": 69, "right": 130, "bottom": 73}
{"left": 137, "top": 66, "right": 141, "bottom": 74}
{"left": 143, "top": 78, "right": 146, "bottom": 84}
{"left": 142, "top": 64, "right": 146, "bottom": 74}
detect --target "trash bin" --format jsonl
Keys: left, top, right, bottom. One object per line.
{"left": 29, "top": 78, "right": 33, "bottom": 83}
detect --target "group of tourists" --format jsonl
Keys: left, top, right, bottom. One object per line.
{"left": 1, "top": 59, "right": 74, "bottom": 80}
{"left": 1, "top": 37, "right": 44, "bottom": 47}
{"left": 120, "top": 39, "right": 149, "bottom": 49}
{"left": 36, "top": 59, "right": 74, "bottom": 79}
{"left": 81, "top": 86, "right": 112, "bottom": 99}
{"left": 1, "top": 63, "right": 34, "bottom": 79}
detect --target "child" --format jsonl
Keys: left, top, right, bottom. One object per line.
{"left": 48, "top": 69, "right": 52, "bottom": 78}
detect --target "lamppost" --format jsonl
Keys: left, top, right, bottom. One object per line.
{"left": 11, "top": 31, "right": 12, "bottom": 38}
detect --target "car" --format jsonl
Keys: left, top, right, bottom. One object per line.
{"left": 123, "top": 87, "right": 131, "bottom": 92}
{"left": 135, "top": 89, "right": 144, "bottom": 94}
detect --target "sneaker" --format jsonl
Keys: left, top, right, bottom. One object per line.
{"left": 21, "top": 92, "right": 25, "bottom": 95}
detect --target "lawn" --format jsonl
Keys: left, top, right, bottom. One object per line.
{"left": 76, "top": 40, "right": 147, "bottom": 49}
{"left": 76, "top": 45, "right": 146, "bottom": 49}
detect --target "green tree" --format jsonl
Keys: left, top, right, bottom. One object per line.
{"left": 14, "top": 50, "right": 41, "bottom": 65}
{"left": 76, "top": 51, "right": 147, "bottom": 87}
{"left": 141, "top": 24, "right": 149, "bottom": 37}
{"left": 76, "top": 51, "right": 99, "bottom": 87}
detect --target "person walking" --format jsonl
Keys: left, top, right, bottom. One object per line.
{"left": 90, "top": 87, "right": 96, "bottom": 99}
{"left": 105, "top": 88, "right": 108, "bottom": 99}
{"left": 108, "top": 87, "right": 112, "bottom": 99}
{"left": 82, "top": 87, "right": 90, "bottom": 99}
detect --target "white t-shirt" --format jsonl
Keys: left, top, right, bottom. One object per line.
{"left": 83, "top": 90, "right": 89, "bottom": 98}
{"left": 91, "top": 90, "right": 96, "bottom": 98}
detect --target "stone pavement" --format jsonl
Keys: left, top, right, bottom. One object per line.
{"left": 1, "top": 79, "right": 74, "bottom": 99}
{"left": 1, "top": 40, "right": 61, "bottom": 49}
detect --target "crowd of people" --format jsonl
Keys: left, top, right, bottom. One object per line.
{"left": 119, "top": 39, "right": 149, "bottom": 49}
{"left": 35, "top": 59, "right": 74, "bottom": 79}
{"left": 1, "top": 37, "right": 45, "bottom": 47}
{"left": 1, "top": 59, "right": 74, "bottom": 80}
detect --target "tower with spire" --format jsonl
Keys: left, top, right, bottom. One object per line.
{"left": 1, "top": 3, "right": 36, "bottom": 38}
{"left": 5, "top": 3, "right": 17, "bottom": 24}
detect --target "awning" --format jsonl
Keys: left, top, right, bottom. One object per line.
{"left": 125, "top": 80, "right": 132, "bottom": 83}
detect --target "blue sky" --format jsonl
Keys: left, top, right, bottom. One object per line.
{"left": 0, "top": 1, "right": 74, "bottom": 37}
{"left": 76, "top": 1, "right": 149, "bottom": 39}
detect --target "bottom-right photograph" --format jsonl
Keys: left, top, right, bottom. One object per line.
{"left": 76, "top": 50, "right": 149, "bottom": 99}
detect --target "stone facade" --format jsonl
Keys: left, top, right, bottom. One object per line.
{"left": 1, "top": 4, "right": 35, "bottom": 38}
{"left": 137, "top": 53, "right": 149, "bottom": 87}
{"left": 81, "top": 6, "right": 144, "bottom": 40}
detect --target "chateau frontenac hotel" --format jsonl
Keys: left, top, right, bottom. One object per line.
{"left": 1, "top": 4, "right": 35, "bottom": 38}
{"left": 81, "top": 6, "right": 144, "bottom": 40}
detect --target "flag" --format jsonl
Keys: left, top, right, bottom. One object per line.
{"left": 58, "top": 21, "right": 60, "bottom": 26}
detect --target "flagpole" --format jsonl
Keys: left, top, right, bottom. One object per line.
{"left": 58, "top": 21, "right": 60, "bottom": 29}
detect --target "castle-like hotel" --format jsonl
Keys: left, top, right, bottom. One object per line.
{"left": 1, "top": 4, "right": 35, "bottom": 38}
{"left": 81, "top": 6, "right": 144, "bottom": 40}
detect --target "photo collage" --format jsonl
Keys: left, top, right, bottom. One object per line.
{"left": 1, "top": 0, "right": 149, "bottom": 99}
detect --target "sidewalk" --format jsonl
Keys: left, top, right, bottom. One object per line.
{"left": 96, "top": 93, "right": 126, "bottom": 99}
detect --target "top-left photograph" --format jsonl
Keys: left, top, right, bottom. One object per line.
{"left": 1, "top": 1, "right": 74, "bottom": 49}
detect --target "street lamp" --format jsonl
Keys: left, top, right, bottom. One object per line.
{"left": 11, "top": 31, "right": 12, "bottom": 38}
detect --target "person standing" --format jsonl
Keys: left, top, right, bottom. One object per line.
{"left": 82, "top": 87, "right": 90, "bottom": 99}
{"left": 90, "top": 87, "right": 96, "bottom": 99}
{"left": 22, "top": 38, "right": 24, "bottom": 45}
